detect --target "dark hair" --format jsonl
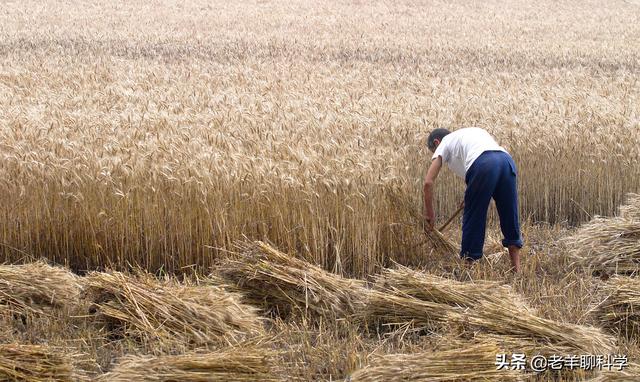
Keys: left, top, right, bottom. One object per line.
{"left": 427, "top": 128, "right": 451, "bottom": 152}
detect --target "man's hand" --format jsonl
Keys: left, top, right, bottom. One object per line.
{"left": 423, "top": 156, "right": 442, "bottom": 233}
{"left": 424, "top": 210, "right": 436, "bottom": 231}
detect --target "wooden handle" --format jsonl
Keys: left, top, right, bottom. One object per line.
{"left": 408, "top": 202, "right": 464, "bottom": 250}
{"left": 438, "top": 203, "right": 464, "bottom": 232}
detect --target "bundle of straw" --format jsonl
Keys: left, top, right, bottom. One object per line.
{"left": 363, "top": 289, "right": 454, "bottom": 332}
{"left": 593, "top": 276, "right": 640, "bottom": 338}
{"left": 218, "top": 240, "right": 368, "bottom": 319}
{"left": 362, "top": 265, "right": 522, "bottom": 331}
{"left": 0, "top": 343, "right": 84, "bottom": 382}
{"left": 424, "top": 228, "right": 460, "bottom": 256}
{"left": 83, "top": 271, "right": 263, "bottom": 349}
{"left": 349, "top": 339, "right": 520, "bottom": 382}
{"left": 451, "top": 298, "right": 614, "bottom": 354}
{"left": 374, "top": 265, "right": 506, "bottom": 308}
{"left": 99, "top": 346, "right": 279, "bottom": 382}
{"left": 564, "top": 193, "right": 640, "bottom": 275}
{"left": 457, "top": 334, "right": 595, "bottom": 379}
{"left": 367, "top": 266, "right": 614, "bottom": 354}
{"left": 0, "top": 261, "right": 81, "bottom": 315}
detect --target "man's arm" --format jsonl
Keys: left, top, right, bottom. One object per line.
{"left": 423, "top": 156, "right": 442, "bottom": 230}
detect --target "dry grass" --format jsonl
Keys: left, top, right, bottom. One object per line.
{"left": 99, "top": 346, "right": 278, "bottom": 382}
{"left": 0, "top": 343, "right": 86, "bottom": 382}
{"left": 593, "top": 276, "right": 640, "bottom": 339}
{"left": 83, "top": 271, "right": 263, "bottom": 351}
{"left": 0, "top": 261, "right": 81, "bottom": 315}
{"left": 565, "top": 194, "right": 640, "bottom": 276}
{"left": 218, "top": 240, "right": 368, "bottom": 319}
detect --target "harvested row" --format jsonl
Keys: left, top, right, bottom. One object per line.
{"left": 368, "top": 266, "right": 614, "bottom": 355}
{"left": 0, "top": 262, "right": 265, "bottom": 350}
{"left": 220, "top": 242, "right": 614, "bottom": 356}
{"left": 218, "top": 241, "right": 369, "bottom": 319}
{"left": 371, "top": 265, "right": 505, "bottom": 308}
{"left": 83, "top": 271, "right": 264, "bottom": 350}
{"left": 0, "top": 253, "right": 619, "bottom": 381}
{"left": 594, "top": 276, "right": 640, "bottom": 339}
{"left": 0, "top": 261, "right": 81, "bottom": 315}
{"left": 99, "top": 346, "right": 279, "bottom": 382}
{"left": 351, "top": 334, "right": 617, "bottom": 382}
{"left": 0, "top": 263, "right": 275, "bottom": 379}
{"left": 565, "top": 193, "right": 640, "bottom": 276}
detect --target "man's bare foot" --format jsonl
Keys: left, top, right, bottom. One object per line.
{"left": 508, "top": 245, "right": 521, "bottom": 273}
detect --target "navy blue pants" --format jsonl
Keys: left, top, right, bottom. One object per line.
{"left": 461, "top": 151, "right": 523, "bottom": 260}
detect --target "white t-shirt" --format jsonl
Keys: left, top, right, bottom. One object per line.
{"left": 431, "top": 127, "right": 506, "bottom": 179}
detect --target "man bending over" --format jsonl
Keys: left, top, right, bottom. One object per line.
{"left": 423, "top": 127, "right": 523, "bottom": 272}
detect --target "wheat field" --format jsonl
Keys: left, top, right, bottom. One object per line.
{"left": 1, "top": 0, "right": 639, "bottom": 276}
{"left": 1, "top": 0, "right": 640, "bottom": 380}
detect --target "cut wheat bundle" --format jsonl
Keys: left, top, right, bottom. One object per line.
{"left": 564, "top": 193, "right": 640, "bottom": 276}
{"left": 83, "top": 271, "right": 263, "bottom": 349}
{"left": 362, "top": 265, "right": 522, "bottom": 331}
{"left": 363, "top": 290, "right": 455, "bottom": 332}
{"left": 99, "top": 346, "right": 279, "bottom": 382}
{"left": 593, "top": 276, "right": 640, "bottom": 338}
{"left": 424, "top": 228, "right": 460, "bottom": 256}
{"left": 0, "top": 261, "right": 81, "bottom": 315}
{"left": 375, "top": 265, "right": 506, "bottom": 308}
{"left": 452, "top": 298, "right": 615, "bottom": 354}
{"left": 367, "top": 266, "right": 614, "bottom": 354}
{"left": 0, "top": 343, "right": 86, "bottom": 382}
{"left": 218, "top": 240, "right": 368, "bottom": 319}
{"left": 349, "top": 339, "right": 521, "bottom": 382}
{"left": 456, "top": 334, "right": 596, "bottom": 379}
